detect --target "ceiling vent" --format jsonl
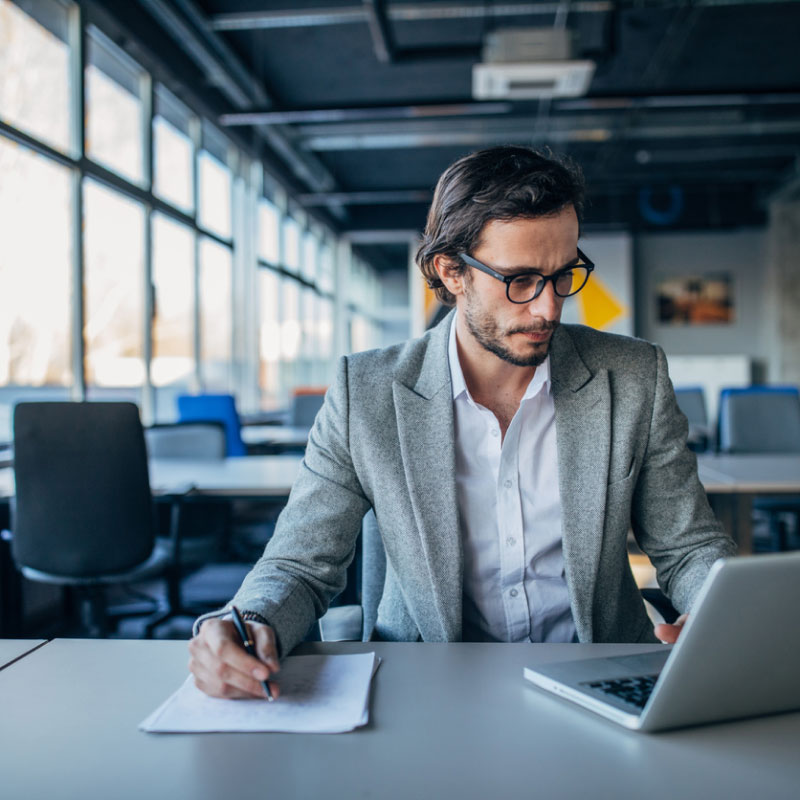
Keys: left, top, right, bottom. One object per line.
{"left": 472, "top": 28, "right": 595, "bottom": 100}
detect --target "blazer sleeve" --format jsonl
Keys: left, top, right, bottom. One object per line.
{"left": 631, "top": 344, "right": 737, "bottom": 615}
{"left": 199, "top": 356, "right": 371, "bottom": 656}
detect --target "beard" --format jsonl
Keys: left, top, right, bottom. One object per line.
{"left": 462, "top": 288, "right": 559, "bottom": 368}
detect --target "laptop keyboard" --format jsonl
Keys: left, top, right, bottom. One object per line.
{"left": 583, "top": 674, "right": 659, "bottom": 709}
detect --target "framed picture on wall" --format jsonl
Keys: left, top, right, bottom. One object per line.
{"left": 656, "top": 273, "right": 734, "bottom": 325}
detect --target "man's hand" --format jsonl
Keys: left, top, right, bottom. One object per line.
{"left": 188, "top": 617, "right": 280, "bottom": 699}
{"left": 653, "top": 613, "right": 689, "bottom": 644}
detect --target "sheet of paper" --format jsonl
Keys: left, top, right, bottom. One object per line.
{"left": 140, "top": 652, "right": 379, "bottom": 734}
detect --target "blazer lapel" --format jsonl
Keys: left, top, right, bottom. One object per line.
{"left": 550, "top": 326, "right": 611, "bottom": 643}
{"left": 393, "top": 315, "right": 462, "bottom": 641}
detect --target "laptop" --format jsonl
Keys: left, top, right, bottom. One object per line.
{"left": 524, "top": 552, "right": 800, "bottom": 732}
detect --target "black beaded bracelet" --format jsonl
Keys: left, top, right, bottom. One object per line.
{"left": 240, "top": 610, "right": 269, "bottom": 626}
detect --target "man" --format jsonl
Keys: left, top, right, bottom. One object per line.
{"left": 189, "top": 146, "right": 736, "bottom": 700}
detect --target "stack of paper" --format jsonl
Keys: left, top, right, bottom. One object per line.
{"left": 140, "top": 652, "right": 379, "bottom": 734}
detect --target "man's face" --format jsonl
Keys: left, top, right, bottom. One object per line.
{"left": 457, "top": 206, "right": 580, "bottom": 367}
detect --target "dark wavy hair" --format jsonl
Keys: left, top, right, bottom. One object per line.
{"left": 416, "top": 146, "right": 585, "bottom": 306}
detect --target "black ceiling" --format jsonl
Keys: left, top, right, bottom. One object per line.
{"left": 94, "top": 1, "right": 800, "bottom": 271}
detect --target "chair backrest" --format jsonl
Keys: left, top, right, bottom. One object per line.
{"left": 144, "top": 421, "right": 226, "bottom": 460}
{"left": 360, "top": 509, "right": 386, "bottom": 639}
{"left": 12, "top": 401, "right": 156, "bottom": 577}
{"left": 176, "top": 394, "right": 246, "bottom": 456}
{"left": 718, "top": 386, "right": 800, "bottom": 453}
{"left": 289, "top": 392, "right": 326, "bottom": 429}
{"left": 674, "top": 386, "right": 708, "bottom": 428}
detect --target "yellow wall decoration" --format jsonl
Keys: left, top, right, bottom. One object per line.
{"left": 576, "top": 276, "right": 627, "bottom": 331}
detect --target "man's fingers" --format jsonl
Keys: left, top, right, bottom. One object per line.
{"left": 189, "top": 644, "right": 278, "bottom": 699}
{"left": 204, "top": 620, "right": 277, "bottom": 681}
{"left": 188, "top": 618, "right": 281, "bottom": 699}
{"left": 252, "top": 624, "right": 280, "bottom": 672}
{"left": 653, "top": 613, "right": 689, "bottom": 644}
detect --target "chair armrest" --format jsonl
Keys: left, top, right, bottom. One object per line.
{"left": 318, "top": 604, "right": 363, "bottom": 641}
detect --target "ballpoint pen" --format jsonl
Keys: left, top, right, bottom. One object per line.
{"left": 230, "top": 605, "right": 274, "bottom": 701}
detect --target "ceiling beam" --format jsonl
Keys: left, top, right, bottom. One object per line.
{"left": 219, "top": 102, "right": 513, "bottom": 127}
{"left": 300, "top": 119, "right": 800, "bottom": 151}
{"left": 207, "top": 1, "right": 800, "bottom": 31}
{"left": 363, "top": 0, "right": 394, "bottom": 63}
{"left": 299, "top": 190, "right": 432, "bottom": 207}
{"left": 218, "top": 91, "right": 800, "bottom": 130}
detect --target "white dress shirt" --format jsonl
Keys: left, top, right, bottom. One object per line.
{"left": 449, "top": 316, "right": 576, "bottom": 643}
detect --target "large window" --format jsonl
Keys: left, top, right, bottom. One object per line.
{"left": 153, "top": 86, "right": 194, "bottom": 213}
{"left": 258, "top": 268, "right": 281, "bottom": 408}
{"left": 258, "top": 198, "right": 280, "bottom": 265}
{"left": 198, "top": 125, "right": 232, "bottom": 240}
{"left": 280, "top": 278, "right": 301, "bottom": 391}
{"left": 0, "top": 0, "right": 390, "bottom": 428}
{"left": 0, "top": 0, "right": 71, "bottom": 153}
{"left": 83, "top": 179, "right": 145, "bottom": 391}
{"left": 282, "top": 216, "right": 301, "bottom": 274}
{"left": 151, "top": 213, "right": 194, "bottom": 388}
{"left": 85, "top": 26, "right": 146, "bottom": 186}
{"left": 199, "top": 237, "right": 232, "bottom": 391}
{"left": 0, "top": 137, "right": 72, "bottom": 387}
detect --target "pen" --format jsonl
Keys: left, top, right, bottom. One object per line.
{"left": 230, "top": 605, "right": 274, "bottom": 701}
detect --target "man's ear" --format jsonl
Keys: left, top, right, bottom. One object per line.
{"left": 433, "top": 254, "right": 467, "bottom": 298}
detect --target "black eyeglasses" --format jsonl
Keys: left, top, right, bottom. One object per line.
{"left": 458, "top": 248, "right": 595, "bottom": 304}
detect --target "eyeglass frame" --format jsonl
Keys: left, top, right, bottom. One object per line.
{"left": 457, "top": 247, "right": 595, "bottom": 304}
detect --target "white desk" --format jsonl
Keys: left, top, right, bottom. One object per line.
{"left": 0, "top": 638, "right": 45, "bottom": 669}
{"left": 0, "top": 455, "right": 304, "bottom": 500}
{"left": 1, "top": 640, "right": 797, "bottom": 800}
{"left": 240, "top": 425, "right": 310, "bottom": 450}
{"left": 148, "top": 454, "right": 303, "bottom": 497}
{"left": 698, "top": 454, "right": 800, "bottom": 552}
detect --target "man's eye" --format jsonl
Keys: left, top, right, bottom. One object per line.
{"left": 512, "top": 274, "right": 539, "bottom": 289}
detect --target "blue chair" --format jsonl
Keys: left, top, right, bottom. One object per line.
{"left": 176, "top": 394, "right": 247, "bottom": 457}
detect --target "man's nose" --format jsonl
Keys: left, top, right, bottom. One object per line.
{"left": 528, "top": 280, "right": 561, "bottom": 321}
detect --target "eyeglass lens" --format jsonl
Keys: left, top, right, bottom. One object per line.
{"left": 508, "top": 266, "right": 590, "bottom": 302}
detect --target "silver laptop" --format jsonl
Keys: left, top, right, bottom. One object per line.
{"left": 524, "top": 552, "right": 800, "bottom": 732}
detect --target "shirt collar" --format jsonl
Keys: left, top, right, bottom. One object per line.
{"left": 448, "top": 311, "right": 551, "bottom": 403}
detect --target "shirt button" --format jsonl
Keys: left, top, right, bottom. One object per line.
{"left": 509, "top": 588, "right": 519, "bottom": 598}
{"left": 491, "top": 428, "right": 499, "bottom": 437}
{"left": 506, "top": 536, "right": 516, "bottom": 547}
{"left": 503, "top": 479, "right": 513, "bottom": 489}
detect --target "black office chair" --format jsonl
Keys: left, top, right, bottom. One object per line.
{"left": 318, "top": 510, "right": 679, "bottom": 643}
{"left": 11, "top": 402, "right": 180, "bottom": 637}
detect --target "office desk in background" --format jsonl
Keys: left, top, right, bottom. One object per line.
{"left": 0, "top": 639, "right": 797, "bottom": 800}
{"left": 0, "top": 454, "right": 304, "bottom": 501}
{"left": 697, "top": 454, "right": 800, "bottom": 553}
{"left": 240, "top": 425, "right": 310, "bottom": 452}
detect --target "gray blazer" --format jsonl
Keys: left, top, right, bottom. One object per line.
{"left": 212, "top": 313, "right": 736, "bottom": 655}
